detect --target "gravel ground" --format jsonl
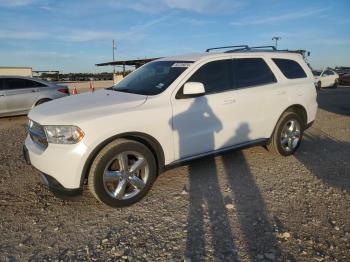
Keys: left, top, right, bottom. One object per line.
{"left": 0, "top": 88, "right": 349, "bottom": 261}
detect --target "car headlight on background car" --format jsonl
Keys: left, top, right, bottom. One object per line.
{"left": 44, "top": 126, "right": 85, "bottom": 144}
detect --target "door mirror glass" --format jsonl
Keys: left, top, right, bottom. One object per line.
{"left": 183, "top": 82, "right": 205, "bottom": 96}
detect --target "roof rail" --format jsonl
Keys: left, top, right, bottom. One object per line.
{"left": 250, "top": 45, "right": 276, "bottom": 50}
{"left": 206, "top": 45, "right": 249, "bottom": 52}
{"left": 225, "top": 45, "right": 277, "bottom": 53}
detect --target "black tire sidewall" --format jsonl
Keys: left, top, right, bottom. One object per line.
{"left": 274, "top": 112, "right": 304, "bottom": 156}
{"left": 36, "top": 99, "right": 51, "bottom": 106}
{"left": 91, "top": 141, "right": 157, "bottom": 207}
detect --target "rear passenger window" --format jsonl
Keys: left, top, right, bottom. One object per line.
{"left": 24, "top": 80, "right": 46, "bottom": 87}
{"left": 187, "top": 59, "right": 232, "bottom": 94}
{"left": 272, "top": 58, "right": 307, "bottom": 79}
{"left": 233, "top": 58, "right": 276, "bottom": 88}
{"left": 5, "top": 78, "right": 26, "bottom": 89}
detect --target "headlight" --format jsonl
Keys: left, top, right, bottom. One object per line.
{"left": 44, "top": 125, "right": 85, "bottom": 144}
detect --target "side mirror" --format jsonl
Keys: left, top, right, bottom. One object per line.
{"left": 183, "top": 82, "right": 205, "bottom": 96}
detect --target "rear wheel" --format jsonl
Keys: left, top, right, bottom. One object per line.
{"left": 267, "top": 111, "right": 304, "bottom": 156}
{"left": 333, "top": 79, "right": 338, "bottom": 88}
{"left": 316, "top": 81, "right": 321, "bottom": 90}
{"left": 88, "top": 139, "right": 157, "bottom": 207}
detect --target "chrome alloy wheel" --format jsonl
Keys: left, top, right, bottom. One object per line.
{"left": 102, "top": 151, "right": 149, "bottom": 200}
{"left": 280, "top": 119, "right": 301, "bottom": 152}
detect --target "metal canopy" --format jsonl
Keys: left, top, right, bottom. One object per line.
{"left": 95, "top": 58, "right": 161, "bottom": 67}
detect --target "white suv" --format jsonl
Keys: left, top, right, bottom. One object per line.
{"left": 24, "top": 46, "right": 318, "bottom": 207}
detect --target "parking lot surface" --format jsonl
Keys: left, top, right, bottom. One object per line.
{"left": 0, "top": 88, "right": 349, "bottom": 261}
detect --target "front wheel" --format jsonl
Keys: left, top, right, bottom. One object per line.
{"left": 267, "top": 111, "right": 304, "bottom": 156}
{"left": 88, "top": 139, "right": 157, "bottom": 207}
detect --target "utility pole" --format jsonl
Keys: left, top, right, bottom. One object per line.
{"left": 272, "top": 36, "right": 281, "bottom": 49}
{"left": 112, "top": 39, "right": 116, "bottom": 74}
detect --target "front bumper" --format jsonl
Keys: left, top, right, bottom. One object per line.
{"left": 23, "top": 143, "right": 83, "bottom": 195}
{"left": 24, "top": 135, "right": 90, "bottom": 190}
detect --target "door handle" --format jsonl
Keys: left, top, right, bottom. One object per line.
{"left": 223, "top": 99, "right": 236, "bottom": 105}
{"left": 276, "top": 91, "right": 286, "bottom": 95}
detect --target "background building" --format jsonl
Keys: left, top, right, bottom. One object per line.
{"left": 0, "top": 67, "right": 32, "bottom": 77}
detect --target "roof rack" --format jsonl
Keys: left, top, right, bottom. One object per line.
{"left": 206, "top": 45, "right": 249, "bottom": 52}
{"left": 225, "top": 45, "right": 277, "bottom": 53}
{"left": 206, "top": 45, "right": 278, "bottom": 53}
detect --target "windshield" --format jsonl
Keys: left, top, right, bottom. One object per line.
{"left": 312, "top": 70, "right": 321, "bottom": 76}
{"left": 112, "top": 61, "right": 193, "bottom": 95}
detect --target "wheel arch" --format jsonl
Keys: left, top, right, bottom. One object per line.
{"left": 34, "top": 98, "right": 52, "bottom": 107}
{"left": 270, "top": 104, "right": 308, "bottom": 139}
{"left": 80, "top": 132, "right": 165, "bottom": 187}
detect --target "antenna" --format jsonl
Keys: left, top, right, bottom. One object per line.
{"left": 272, "top": 36, "right": 281, "bottom": 49}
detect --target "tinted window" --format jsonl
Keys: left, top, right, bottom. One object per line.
{"left": 5, "top": 78, "right": 26, "bottom": 89}
{"left": 323, "top": 70, "right": 334, "bottom": 76}
{"left": 0, "top": 79, "right": 4, "bottom": 90}
{"left": 187, "top": 59, "right": 232, "bottom": 94}
{"left": 25, "top": 79, "right": 46, "bottom": 87}
{"left": 272, "top": 58, "right": 307, "bottom": 79}
{"left": 233, "top": 58, "right": 276, "bottom": 88}
{"left": 113, "top": 61, "right": 191, "bottom": 95}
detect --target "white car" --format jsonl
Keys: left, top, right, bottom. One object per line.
{"left": 24, "top": 46, "right": 318, "bottom": 207}
{"left": 313, "top": 68, "right": 339, "bottom": 89}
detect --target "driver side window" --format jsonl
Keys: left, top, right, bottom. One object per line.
{"left": 177, "top": 59, "right": 232, "bottom": 98}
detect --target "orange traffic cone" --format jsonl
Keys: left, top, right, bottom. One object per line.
{"left": 90, "top": 81, "right": 94, "bottom": 92}
{"left": 72, "top": 87, "right": 78, "bottom": 95}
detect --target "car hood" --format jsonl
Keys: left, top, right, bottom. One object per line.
{"left": 29, "top": 89, "right": 147, "bottom": 125}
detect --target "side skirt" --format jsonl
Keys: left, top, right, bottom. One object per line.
{"left": 164, "top": 138, "right": 268, "bottom": 171}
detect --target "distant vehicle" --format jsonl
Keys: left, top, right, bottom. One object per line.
{"left": 0, "top": 76, "right": 69, "bottom": 117}
{"left": 313, "top": 69, "right": 339, "bottom": 89}
{"left": 340, "top": 73, "right": 350, "bottom": 85}
{"left": 334, "top": 66, "right": 350, "bottom": 76}
{"left": 24, "top": 45, "right": 317, "bottom": 207}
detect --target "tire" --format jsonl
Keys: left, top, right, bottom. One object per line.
{"left": 316, "top": 81, "right": 321, "bottom": 90}
{"left": 333, "top": 79, "right": 338, "bottom": 89}
{"left": 35, "top": 98, "right": 51, "bottom": 106}
{"left": 88, "top": 138, "right": 157, "bottom": 207}
{"left": 267, "top": 111, "right": 304, "bottom": 156}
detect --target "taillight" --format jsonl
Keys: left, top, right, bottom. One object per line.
{"left": 58, "top": 88, "right": 69, "bottom": 94}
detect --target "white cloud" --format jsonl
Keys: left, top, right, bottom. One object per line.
{"left": 231, "top": 8, "right": 326, "bottom": 26}
{"left": 179, "top": 17, "right": 215, "bottom": 26}
{"left": 109, "top": 0, "right": 242, "bottom": 14}
{"left": 0, "top": 30, "right": 47, "bottom": 40}
{"left": 0, "top": 0, "right": 34, "bottom": 7}
{"left": 58, "top": 16, "right": 169, "bottom": 42}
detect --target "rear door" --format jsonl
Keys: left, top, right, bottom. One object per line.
{"left": 227, "top": 57, "right": 282, "bottom": 144}
{"left": 322, "top": 70, "right": 337, "bottom": 87}
{"left": 3, "top": 78, "right": 42, "bottom": 114}
{"left": 0, "top": 79, "right": 7, "bottom": 114}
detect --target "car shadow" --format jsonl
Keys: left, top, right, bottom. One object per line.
{"left": 294, "top": 131, "right": 350, "bottom": 192}
{"left": 171, "top": 97, "right": 282, "bottom": 260}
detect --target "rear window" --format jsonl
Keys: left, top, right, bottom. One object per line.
{"left": 233, "top": 58, "right": 276, "bottom": 88}
{"left": 272, "top": 58, "right": 307, "bottom": 79}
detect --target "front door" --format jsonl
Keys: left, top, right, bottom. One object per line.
{"left": 170, "top": 59, "right": 238, "bottom": 160}
{"left": 3, "top": 78, "right": 40, "bottom": 114}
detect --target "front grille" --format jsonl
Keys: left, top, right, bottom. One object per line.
{"left": 28, "top": 120, "right": 48, "bottom": 149}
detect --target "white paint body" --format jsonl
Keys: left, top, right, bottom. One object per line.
{"left": 314, "top": 69, "right": 339, "bottom": 88}
{"left": 26, "top": 51, "right": 318, "bottom": 189}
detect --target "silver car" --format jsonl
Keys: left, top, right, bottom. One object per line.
{"left": 0, "top": 76, "right": 69, "bottom": 117}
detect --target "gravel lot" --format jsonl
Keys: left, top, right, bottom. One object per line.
{"left": 0, "top": 88, "right": 349, "bottom": 261}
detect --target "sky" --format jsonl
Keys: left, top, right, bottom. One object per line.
{"left": 0, "top": 0, "right": 349, "bottom": 73}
